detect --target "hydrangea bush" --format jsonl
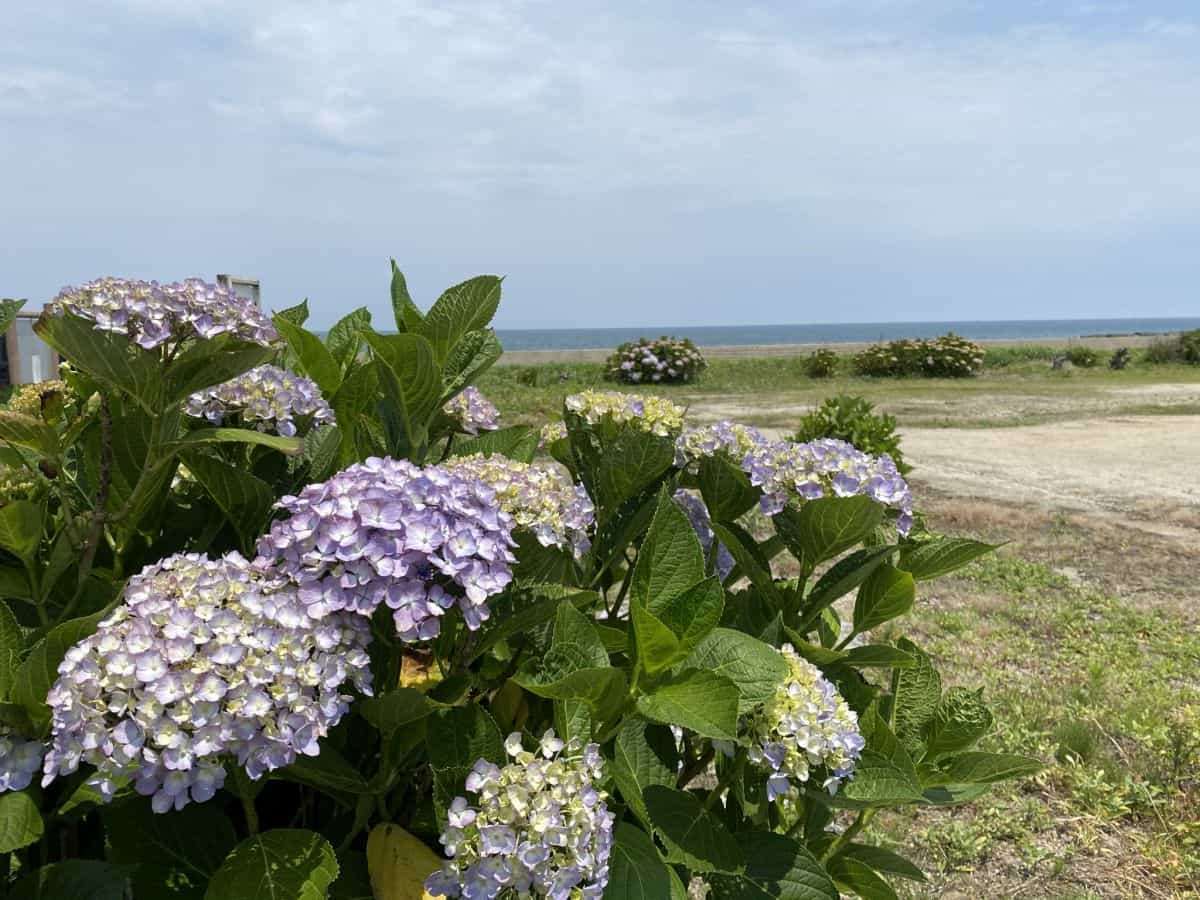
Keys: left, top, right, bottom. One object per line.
{"left": 605, "top": 336, "right": 706, "bottom": 384}
{"left": 853, "top": 333, "right": 984, "bottom": 378}
{"left": 0, "top": 267, "right": 1037, "bottom": 898}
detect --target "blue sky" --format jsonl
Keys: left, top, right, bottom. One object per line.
{"left": 3, "top": 1, "right": 1199, "bottom": 328}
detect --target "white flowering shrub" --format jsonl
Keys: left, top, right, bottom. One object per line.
{"left": 605, "top": 335, "right": 707, "bottom": 384}
{"left": 853, "top": 332, "right": 984, "bottom": 377}
{"left": 0, "top": 268, "right": 1037, "bottom": 898}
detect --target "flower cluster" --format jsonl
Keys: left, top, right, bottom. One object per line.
{"left": 538, "top": 421, "right": 568, "bottom": 450}
{"left": 674, "top": 420, "right": 769, "bottom": 470}
{"left": 605, "top": 336, "right": 706, "bottom": 384}
{"left": 184, "top": 365, "right": 335, "bottom": 437}
{"left": 255, "top": 457, "right": 516, "bottom": 641}
{"left": 0, "top": 731, "right": 44, "bottom": 793}
{"left": 426, "top": 730, "right": 614, "bottom": 899}
{"left": 47, "top": 277, "right": 278, "bottom": 350}
{"left": 746, "top": 437, "right": 913, "bottom": 532}
{"left": 0, "top": 465, "right": 41, "bottom": 507}
{"left": 672, "top": 490, "right": 734, "bottom": 580}
{"left": 853, "top": 333, "right": 983, "bottom": 378}
{"left": 444, "top": 387, "right": 501, "bottom": 436}
{"left": 441, "top": 455, "right": 594, "bottom": 558}
{"left": 746, "top": 645, "right": 864, "bottom": 801}
{"left": 564, "top": 391, "right": 685, "bottom": 438}
{"left": 41, "top": 553, "right": 372, "bottom": 812}
{"left": 5, "top": 379, "right": 71, "bottom": 418}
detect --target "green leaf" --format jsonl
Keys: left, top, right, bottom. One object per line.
{"left": 274, "top": 316, "right": 341, "bottom": 396}
{"left": 441, "top": 329, "right": 503, "bottom": 395}
{"left": 13, "top": 613, "right": 102, "bottom": 730}
{"left": 631, "top": 488, "right": 705, "bottom": 611}
{"left": 642, "top": 785, "right": 744, "bottom": 874}
{"left": 891, "top": 639, "right": 942, "bottom": 758}
{"left": 0, "top": 791, "right": 44, "bottom": 853}
{"left": 799, "top": 546, "right": 895, "bottom": 627}
{"left": 450, "top": 426, "right": 538, "bottom": 463}
{"left": 836, "top": 844, "right": 926, "bottom": 883}
{"left": 363, "top": 332, "right": 441, "bottom": 457}
{"left": 838, "top": 645, "right": 916, "bottom": 669}
{"left": 569, "top": 419, "right": 675, "bottom": 516}
{"left": 279, "top": 745, "right": 371, "bottom": 795}
{"left": 922, "top": 688, "right": 994, "bottom": 760}
{"left": 603, "top": 822, "right": 675, "bottom": 900}
{"left": 827, "top": 857, "right": 899, "bottom": 900}
{"left": 163, "top": 335, "right": 276, "bottom": 404}
{"left": 924, "top": 752, "right": 1043, "bottom": 785}
{"left": 898, "top": 537, "right": 998, "bottom": 581}
{"left": 358, "top": 688, "right": 434, "bottom": 735}
{"left": 466, "top": 584, "right": 600, "bottom": 664}
{"left": 711, "top": 521, "right": 778, "bottom": 601}
{"left": 0, "top": 299, "right": 26, "bottom": 335}
{"left": 10, "top": 860, "right": 134, "bottom": 900}
{"left": 172, "top": 427, "right": 302, "bottom": 455}
{"left": 697, "top": 456, "right": 759, "bottom": 522}
{"left": 105, "top": 801, "right": 236, "bottom": 895}
{"left": 426, "top": 706, "right": 504, "bottom": 773}
{"left": 852, "top": 565, "right": 915, "bottom": 633}
{"left": 389, "top": 260, "right": 425, "bottom": 332}
{"left": 708, "top": 832, "right": 838, "bottom": 899}
{"left": 0, "top": 411, "right": 59, "bottom": 456}
{"left": 181, "top": 453, "right": 275, "bottom": 551}
{"left": 636, "top": 669, "right": 740, "bottom": 741}
{"left": 649, "top": 577, "right": 724, "bottom": 660}
{"left": 326, "top": 307, "right": 372, "bottom": 370}
{"left": 631, "top": 603, "right": 682, "bottom": 677}
{"left": 611, "top": 718, "right": 678, "bottom": 829}
{"left": 0, "top": 500, "right": 42, "bottom": 562}
{"left": 418, "top": 275, "right": 503, "bottom": 363}
{"left": 919, "top": 783, "right": 992, "bottom": 806}
{"left": 0, "top": 601, "right": 23, "bottom": 701}
{"left": 838, "top": 750, "right": 924, "bottom": 807}
{"left": 205, "top": 829, "right": 338, "bottom": 900}
{"left": 684, "top": 629, "right": 788, "bottom": 714}
{"left": 774, "top": 496, "right": 883, "bottom": 573}
{"left": 330, "top": 851, "right": 373, "bottom": 900}
{"left": 35, "top": 312, "right": 162, "bottom": 412}
{"left": 274, "top": 298, "right": 310, "bottom": 326}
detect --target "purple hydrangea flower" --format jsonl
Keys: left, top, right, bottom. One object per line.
{"left": 41, "top": 553, "right": 371, "bottom": 813}
{"left": 255, "top": 457, "right": 517, "bottom": 641}
{"left": 674, "top": 421, "right": 770, "bottom": 470}
{"left": 746, "top": 645, "right": 865, "bottom": 801}
{"left": 444, "top": 387, "right": 500, "bottom": 436}
{"left": 47, "top": 277, "right": 278, "bottom": 350}
{"left": 0, "top": 732, "right": 44, "bottom": 793}
{"left": 185, "top": 365, "right": 335, "bottom": 437}
{"left": 426, "top": 730, "right": 614, "bottom": 899}
{"left": 672, "top": 490, "right": 734, "bottom": 580}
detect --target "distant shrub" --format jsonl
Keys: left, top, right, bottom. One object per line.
{"left": 853, "top": 332, "right": 983, "bottom": 378}
{"left": 1065, "top": 346, "right": 1099, "bottom": 368}
{"left": 793, "top": 394, "right": 909, "bottom": 474}
{"left": 1144, "top": 337, "right": 1180, "bottom": 364}
{"left": 983, "top": 345, "right": 1057, "bottom": 368}
{"left": 803, "top": 348, "right": 839, "bottom": 378}
{"left": 1182, "top": 329, "right": 1200, "bottom": 364}
{"left": 606, "top": 335, "right": 706, "bottom": 384}
{"left": 1109, "top": 347, "right": 1132, "bottom": 370}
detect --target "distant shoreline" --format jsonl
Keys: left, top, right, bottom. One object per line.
{"left": 497, "top": 332, "right": 1172, "bottom": 365}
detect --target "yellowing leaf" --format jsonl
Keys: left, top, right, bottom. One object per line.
{"left": 366, "top": 823, "right": 443, "bottom": 900}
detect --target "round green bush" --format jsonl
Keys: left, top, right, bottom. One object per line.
{"left": 803, "top": 348, "right": 839, "bottom": 378}
{"left": 793, "top": 394, "right": 909, "bottom": 473}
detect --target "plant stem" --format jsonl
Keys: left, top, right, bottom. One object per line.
{"left": 61, "top": 396, "right": 113, "bottom": 623}
{"left": 703, "top": 752, "right": 745, "bottom": 811}
{"left": 821, "top": 809, "right": 875, "bottom": 862}
{"left": 236, "top": 774, "right": 260, "bottom": 835}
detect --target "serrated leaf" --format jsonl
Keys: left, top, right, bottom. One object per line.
{"left": 358, "top": 688, "right": 434, "bottom": 735}
{"left": 181, "top": 453, "right": 275, "bottom": 551}
{"left": 642, "top": 785, "right": 743, "bottom": 874}
{"left": 798, "top": 545, "right": 895, "bottom": 629}
{"left": 611, "top": 718, "right": 678, "bottom": 829}
{"left": 636, "top": 669, "right": 740, "bottom": 741}
{"left": 0, "top": 601, "right": 23, "bottom": 701}
{"left": 898, "top": 537, "right": 998, "bottom": 581}
{"left": 0, "top": 499, "right": 42, "bottom": 562}
{"left": 827, "top": 857, "right": 899, "bottom": 900}
{"left": 0, "top": 411, "right": 58, "bottom": 456}
{"left": 274, "top": 299, "right": 310, "bottom": 326}
{"left": 708, "top": 832, "right": 838, "bottom": 899}
{"left": 35, "top": 311, "right": 162, "bottom": 412}
{"left": 837, "top": 844, "right": 926, "bottom": 883}
{"left": 711, "top": 521, "right": 779, "bottom": 601}
{"left": 697, "top": 456, "right": 759, "bottom": 522}
{"left": 105, "top": 800, "right": 236, "bottom": 895}
{"left": 684, "top": 629, "right": 788, "bottom": 714}
{"left": 326, "top": 307, "right": 372, "bottom": 370}
{"left": 205, "top": 829, "right": 338, "bottom": 900}
{"left": 0, "top": 791, "right": 44, "bottom": 853}
{"left": 441, "top": 328, "right": 503, "bottom": 394}
{"left": 922, "top": 688, "right": 993, "bottom": 760}
{"left": 467, "top": 585, "right": 599, "bottom": 664}
{"left": 364, "top": 331, "right": 441, "bottom": 458}
{"left": 163, "top": 336, "right": 277, "bottom": 405}
{"left": 852, "top": 565, "right": 915, "bottom": 633}
{"left": 774, "top": 496, "right": 883, "bottom": 573}
{"left": 838, "top": 645, "right": 915, "bottom": 669}
{"left": 13, "top": 613, "right": 102, "bottom": 731}
{"left": 390, "top": 261, "right": 425, "bottom": 332}
{"left": 450, "top": 426, "right": 537, "bottom": 463}
{"left": 274, "top": 316, "right": 342, "bottom": 396}
{"left": 603, "top": 822, "right": 675, "bottom": 900}
{"left": 924, "top": 752, "right": 1043, "bottom": 785}
{"left": 279, "top": 745, "right": 371, "bottom": 795}
{"left": 0, "top": 299, "right": 25, "bottom": 334}
{"left": 631, "top": 488, "right": 705, "bottom": 611}
{"left": 418, "top": 275, "right": 502, "bottom": 363}
{"left": 891, "top": 639, "right": 941, "bottom": 758}
{"left": 837, "top": 750, "right": 924, "bottom": 807}
{"left": 172, "top": 427, "right": 302, "bottom": 455}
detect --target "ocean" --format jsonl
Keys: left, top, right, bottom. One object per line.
{"left": 493, "top": 318, "right": 1200, "bottom": 352}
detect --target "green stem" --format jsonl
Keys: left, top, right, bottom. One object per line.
{"left": 821, "top": 809, "right": 875, "bottom": 862}
{"left": 236, "top": 775, "right": 260, "bottom": 835}
{"left": 704, "top": 753, "right": 745, "bottom": 812}
{"left": 834, "top": 630, "right": 859, "bottom": 651}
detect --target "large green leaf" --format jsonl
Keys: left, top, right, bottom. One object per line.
{"left": 205, "top": 829, "right": 338, "bottom": 900}
{"left": 697, "top": 456, "right": 759, "bottom": 522}
{"left": 797, "top": 545, "right": 895, "bottom": 629}
{"left": 827, "top": 857, "right": 899, "bottom": 900}
{"left": 0, "top": 411, "right": 59, "bottom": 457}
{"left": 357, "top": 688, "right": 434, "bottom": 735}
{"left": 12, "top": 613, "right": 102, "bottom": 730}
{"left": 643, "top": 785, "right": 743, "bottom": 874}
{"left": 171, "top": 427, "right": 303, "bottom": 456}
{"left": 603, "top": 822, "right": 675, "bottom": 900}
{"left": 514, "top": 603, "right": 624, "bottom": 711}
{"left": 449, "top": 426, "right": 538, "bottom": 463}
{"left": 363, "top": 332, "right": 441, "bottom": 458}
{"left": 426, "top": 705, "right": 505, "bottom": 774}
{"left": 181, "top": 453, "right": 275, "bottom": 551}
{"left": 280, "top": 745, "right": 371, "bottom": 796}
{"left": 326, "top": 307, "right": 372, "bottom": 370}
{"left": 466, "top": 584, "right": 600, "bottom": 664}
{"left": 636, "top": 669, "right": 740, "bottom": 741}
{"left": 35, "top": 312, "right": 162, "bottom": 412}
{"left": 631, "top": 488, "right": 705, "bottom": 611}
{"left": 708, "top": 833, "right": 838, "bottom": 900}
{"left": 569, "top": 419, "right": 676, "bottom": 517}
{"left": 0, "top": 299, "right": 25, "bottom": 335}
{"left": 923, "top": 752, "right": 1043, "bottom": 786}
{"left": 163, "top": 335, "right": 277, "bottom": 405}
{"left": 852, "top": 564, "right": 915, "bottom": 633}
{"left": 835, "top": 844, "right": 925, "bottom": 883}
{"left": 441, "top": 328, "right": 503, "bottom": 396}
{"left": 0, "top": 500, "right": 43, "bottom": 562}
{"left": 684, "top": 628, "right": 789, "bottom": 714}
{"left": 389, "top": 260, "right": 425, "bottom": 332}
{"left": 898, "top": 537, "right": 998, "bottom": 581}
{"left": 921, "top": 688, "right": 993, "bottom": 760}
{"left": 710, "top": 521, "right": 778, "bottom": 601}
{"left": 773, "top": 496, "right": 883, "bottom": 573}
{"left": 105, "top": 801, "right": 237, "bottom": 897}
{"left": 417, "top": 275, "right": 502, "bottom": 363}
{"left": 891, "top": 638, "right": 942, "bottom": 758}
{"left": 611, "top": 718, "right": 678, "bottom": 829}
{"left": 274, "top": 316, "right": 341, "bottom": 396}
{"left": 837, "top": 749, "right": 924, "bottom": 807}
{"left": 0, "top": 791, "right": 43, "bottom": 853}
{"left": 10, "top": 860, "right": 134, "bottom": 900}
{"left": 0, "top": 601, "right": 22, "bottom": 700}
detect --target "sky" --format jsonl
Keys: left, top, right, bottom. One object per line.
{"left": 3, "top": 1, "right": 1199, "bottom": 329}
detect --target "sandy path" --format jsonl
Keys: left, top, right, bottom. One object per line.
{"left": 902, "top": 416, "right": 1200, "bottom": 534}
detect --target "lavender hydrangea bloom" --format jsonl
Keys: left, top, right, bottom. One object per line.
{"left": 255, "top": 457, "right": 517, "bottom": 641}
{"left": 184, "top": 365, "right": 335, "bottom": 437}
{"left": 442, "top": 454, "right": 594, "bottom": 559}
{"left": 426, "top": 730, "right": 614, "bottom": 899}
{"left": 444, "top": 387, "right": 500, "bottom": 436}
{"left": 538, "top": 421, "right": 568, "bottom": 450}
{"left": 674, "top": 421, "right": 770, "bottom": 470}
{"left": 41, "top": 553, "right": 371, "bottom": 813}
{"left": 746, "top": 645, "right": 865, "bottom": 802}
{"left": 672, "top": 490, "right": 734, "bottom": 580}
{"left": 0, "top": 732, "right": 44, "bottom": 793}
{"left": 564, "top": 390, "right": 685, "bottom": 437}
{"left": 47, "top": 277, "right": 278, "bottom": 350}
